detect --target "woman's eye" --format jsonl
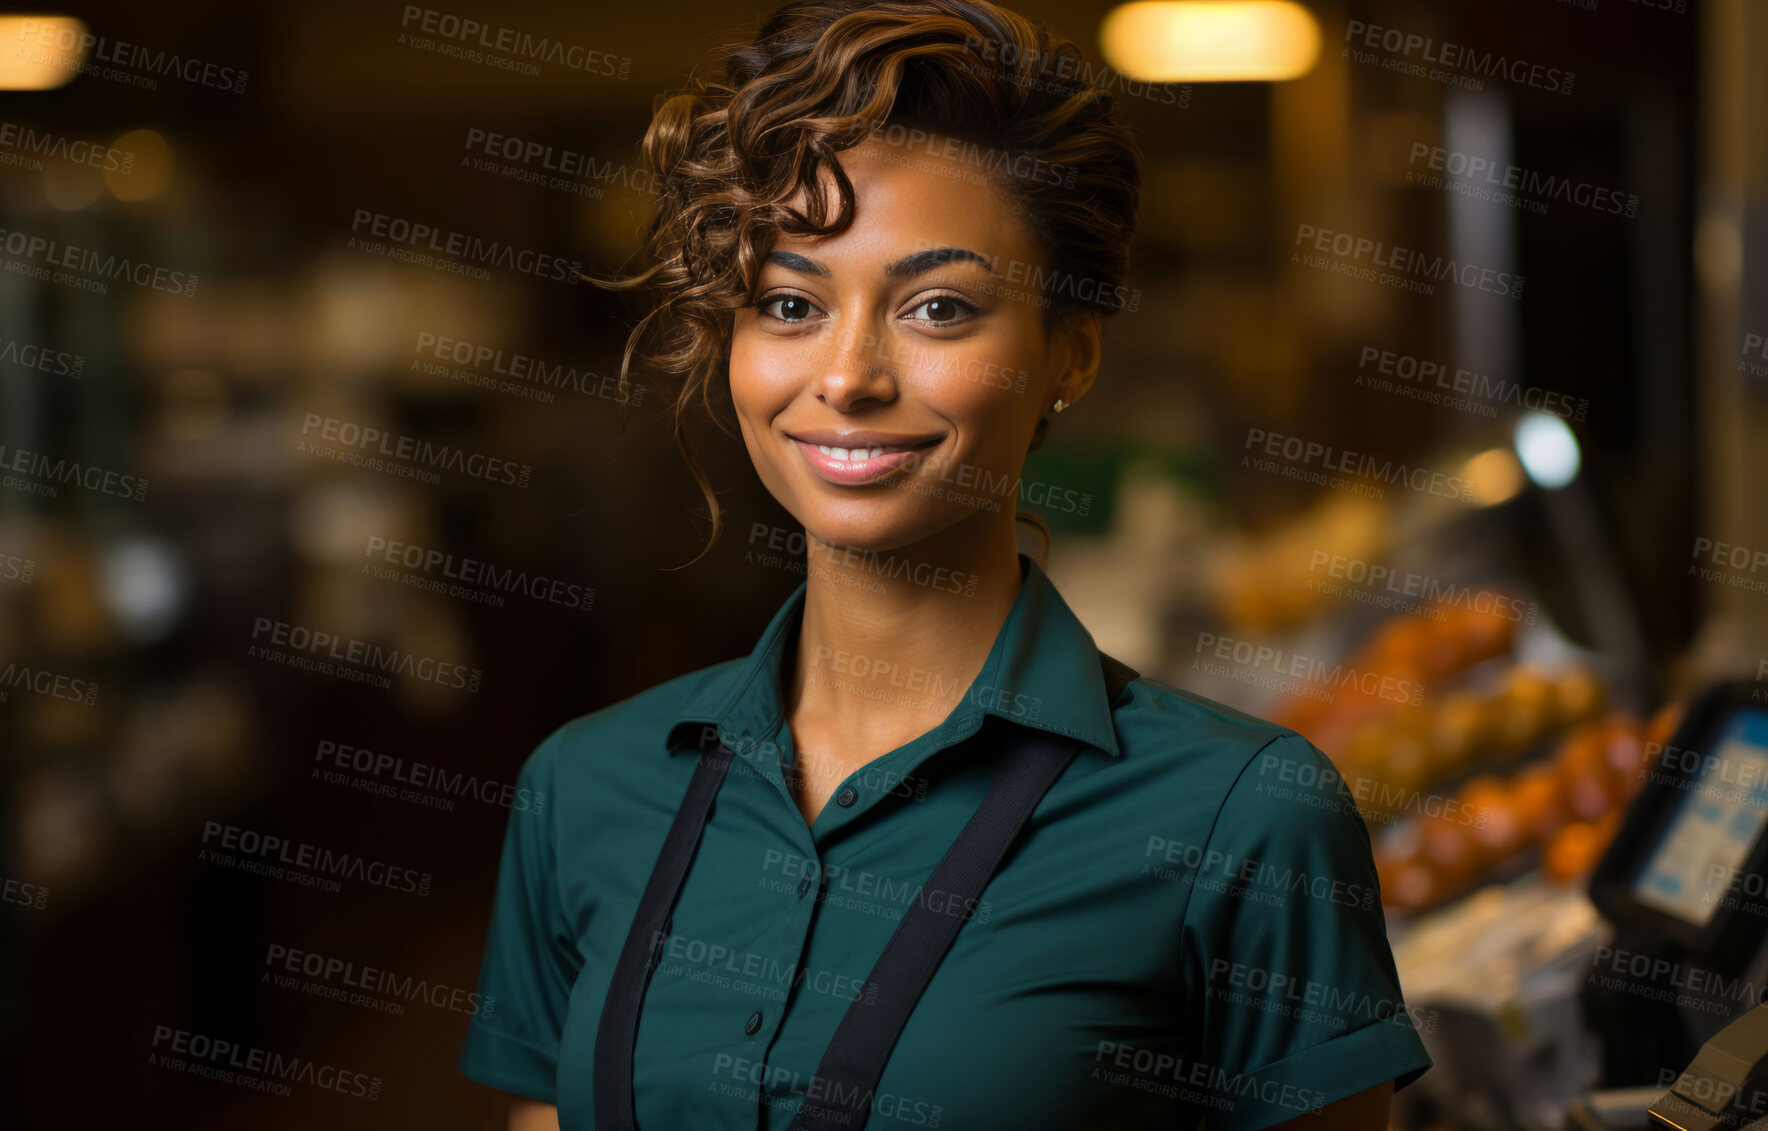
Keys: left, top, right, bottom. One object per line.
{"left": 905, "top": 294, "right": 978, "bottom": 326}
{"left": 758, "top": 294, "right": 819, "bottom": 324}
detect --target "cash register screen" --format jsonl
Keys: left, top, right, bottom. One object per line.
{"left": 1632, "top": 709, "right": 1768, "bottom": 928}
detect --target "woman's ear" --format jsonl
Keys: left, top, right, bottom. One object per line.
{"left": 1051, "top": 309, "right": 1104, "bottom": 410}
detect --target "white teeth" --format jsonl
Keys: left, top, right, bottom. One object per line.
{"left": 815, "top": 445, "right": 888, "bottom": 461}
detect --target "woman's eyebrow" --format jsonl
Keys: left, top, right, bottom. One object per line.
{"left": 762, "top": 247, "right": 1002, "bottom": 279}
{"left": 886, "top": 247, "right": 1001, "bottom": 278}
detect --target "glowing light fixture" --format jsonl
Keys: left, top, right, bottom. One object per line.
{"left": 0, "top": 15, "right": 88, "bottom": 90}
{"left": 107, "top": 128, "right": 173, "bottom": 201}
{"left": 1513, "top": 410, "right": 1582, "bottom": 489}
{"left": 1460, "top": 447, "right": 1525, "bottom": 507}
{"left": 100, "top": 536, "right": 190, "bottom": 643}
{"left": 1101, "top": 1, "right": 1320, "bottom": 82}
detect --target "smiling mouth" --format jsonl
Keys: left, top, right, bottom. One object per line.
{"left": 786, "top": 434, "right": 943, "bottom": 486}
{"left": 809, "top": 441, "right": 929, "bottom": 461}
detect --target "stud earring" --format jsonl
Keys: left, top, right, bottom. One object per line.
{"left": 1052, "top": 398, "right": 1069, "bottom": 414}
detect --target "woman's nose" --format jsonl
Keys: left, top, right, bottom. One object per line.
{"left": 811, "top": 321, "right": 899, "bottom": 410}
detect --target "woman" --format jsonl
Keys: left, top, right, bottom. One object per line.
{"left": 459, "top": 1, "right": 1433, "bottom": 1128}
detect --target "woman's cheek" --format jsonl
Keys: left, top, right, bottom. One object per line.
{"left": 945, "top": 351, "right": 1040, "bottom": 436}
{"left": 730, "top": 335, "right": 798, "bottom": 415}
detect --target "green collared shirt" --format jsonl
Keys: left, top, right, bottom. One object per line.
{"left": 459, "top": 554, "right": 1432, "bottom": 1130}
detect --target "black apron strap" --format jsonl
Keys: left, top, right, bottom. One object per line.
{"left": 783, "top": 726, "right": 1082, "bottom": 1130}
{"left": 593, "top": 741, "right": 737, "bottom": 1131}
{"left": 1099, "top": 649, "right": 1137, "bottom": 705}
{"left": 592, "top": 649, "right": 1139, "bottom": 1130}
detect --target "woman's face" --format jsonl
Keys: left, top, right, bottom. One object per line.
{"left": 728, "top": 134, "right": 1100, "bottom": 558}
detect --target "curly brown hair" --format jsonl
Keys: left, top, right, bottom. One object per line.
{"left": 589, "top": 0, "right": 1143, "bottom": 565}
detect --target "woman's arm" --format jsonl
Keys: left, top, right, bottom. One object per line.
{"left": 1266, "top": 1080, "right": 1393, "bottom": 1129}
{"left": 509, "top": 1098, "right": 560, "bottom": 1130}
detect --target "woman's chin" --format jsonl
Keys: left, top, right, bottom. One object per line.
{"left": 792, "top": 500, "right": 1000, "bottom": 563}
{"left": 796, "top": 513, "right": 934, "bottom": 561}
{"left": 800, "top": 528, "right": 909, "bottom": 560}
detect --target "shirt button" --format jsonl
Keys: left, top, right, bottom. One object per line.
{"left": 744, "top": 1010, "right": 763, "bottom": 1036}
{"left": 796, "top": 875, "right": 812, "bottom": 900}
{"left": 836, "top": 785, "right": 858, "bottom": 807}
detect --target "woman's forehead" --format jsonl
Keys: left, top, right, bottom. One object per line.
{"left": 771, "top": 136, "right": 1038, "bottom": 271}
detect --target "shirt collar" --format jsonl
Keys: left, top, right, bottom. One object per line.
{"left": 663, "top": 552, "right": 1122, "bottom": 759}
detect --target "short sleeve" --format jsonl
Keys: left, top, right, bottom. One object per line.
{"left": 1178, "top": 733, "right": 1433, "bottom": 1130}
{"left": 458, "top": 727, "right": 580, "bottom": 1103}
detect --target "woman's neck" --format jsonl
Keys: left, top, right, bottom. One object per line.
{"left": 784, "top": 522, "right": 1024, "bottom": 765}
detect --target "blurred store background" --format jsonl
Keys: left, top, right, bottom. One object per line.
{"left": 1, "top": 0, "right": 1765, "bottom": 1128}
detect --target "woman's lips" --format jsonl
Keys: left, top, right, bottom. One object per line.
{"left": 789, "top": 437, "right": 940, "bottom": 486}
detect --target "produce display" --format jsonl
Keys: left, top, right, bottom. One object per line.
{"left": 1256, "top": 591, "right": 1687, "bottom": 915}
{"left": 1375, "top": 701, "right": 1683, "bottom": 913}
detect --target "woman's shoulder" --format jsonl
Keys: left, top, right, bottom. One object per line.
{"left": 1113, "top": 677, "right": 1355, "bottom": 833}
{"left": 1117, "top": 675, "right": 1309, "bottom": 772}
